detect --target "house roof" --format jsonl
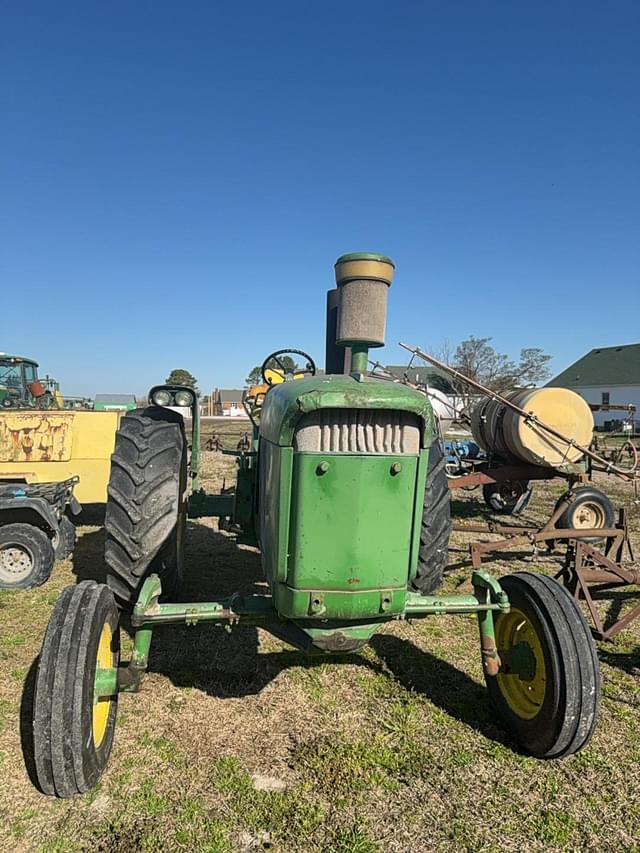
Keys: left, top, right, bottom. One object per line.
{"left": 547, "top": 344, "right": 640, "bottom": 388}
{"left": 95, "top": 394, "right": 136, "bottom": 404}
{"left": 218, "top": 389, "right": 244, "bottom": 403}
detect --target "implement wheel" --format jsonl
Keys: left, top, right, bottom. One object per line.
{"left": 33, "top": 582, "right": 120, "bottom": 797}
{"left": 482, "top": 479, "right": 532, "bottom": 515}
{"left": 486, "top": 572, "right": 600, "bottom": 758}
{"left": 411, "top": 441, "right": 451, "bottom": 594}
{"left": 0, "top": 523, "right": 55, "bottom": 589}
{"left": 556, "top": 487, "right": 614, "bottom": 542}
{"left": 105, "top": 407, "right": 187, "bottom": 607}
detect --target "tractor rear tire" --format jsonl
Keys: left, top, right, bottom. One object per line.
{"left": 33, "top": 581, "right": 120, "bottom": 797}
{"left": 486, "top": 572, "right": 600, "bottom": 758}
{"left": 411, "top": 441, "right": 451, "bottom": 594}
{"left": 105, "top": 407, "right": 187, "bottom": 608}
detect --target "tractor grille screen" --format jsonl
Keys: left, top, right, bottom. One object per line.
{"left": 294, "top": 409, "right": 421, "bottom": 454}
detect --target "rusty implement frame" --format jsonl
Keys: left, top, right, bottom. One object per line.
{"left": 447, "top": 463, "right": 588, "bottom": 491}
{"left": 460, "top": 501, "right": 634, "bottom": 571}
{"left": 558, "top": 540, "right": 640, "bottom": 641}
{"left": 459, "top": 504, "right": 640, "bottom": 641}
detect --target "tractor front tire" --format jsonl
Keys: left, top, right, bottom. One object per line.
{"left": 105, "top": 407, "right": 187, "bottom": 607}
{"left": 411, "top": 441, "right": 452, "bottom": 594}
{"left": 33, "top": 581, "right": 120, "bottom": 797}
{"left": 0, "top": 523, "right": 55, "bottom": 589}
{"left": 486, "top": 572, "right": 600, "bottom": 758}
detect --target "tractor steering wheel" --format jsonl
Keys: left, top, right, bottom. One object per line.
{"left": 260, "top": 349, "right": 317, "bottom": 385}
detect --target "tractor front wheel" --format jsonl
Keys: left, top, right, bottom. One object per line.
{"left": 411, "top": 441, "right": 451, "bottom": 594}
{"left": 33, "top": 581, "right": 120, "bottom": 797}
{"left": 105, "top": 407, "right": 187, "bottom": 607}
{"left": 486, "top": 572, "right": 600, "bottom": 758}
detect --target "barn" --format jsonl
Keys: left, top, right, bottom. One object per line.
{"left": 546, "top": 343, "right": 639, "bottom": 432}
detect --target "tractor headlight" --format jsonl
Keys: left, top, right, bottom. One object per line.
{"left": 152, "top": 389, "right": 172, "bottom": 407}
{"left": 174, "top": 390, "right": 194, "bottom": 407}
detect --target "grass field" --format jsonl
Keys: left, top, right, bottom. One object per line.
{"left": 1, "top": 434, "right": 640, "bottom": 852}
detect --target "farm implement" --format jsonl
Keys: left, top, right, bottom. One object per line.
{"left": 32, "top": 254, "right": 600, "bottom": 797}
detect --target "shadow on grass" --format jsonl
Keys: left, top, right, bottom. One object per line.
{"left": 19, "top": 656, "right": 43, "bottom": 792}
{"left": 125, "top": 521, "right": 374, "bottom": 697}
{"left": 71, "top": 526, "right": 108, "bottom": 584}
{"left": 62, "top": 518, "right": 515, "bottom": 749}
{"left": 370, "top": 633, "right": 513, "bottom": 748}
{"left": 597, "top": 644, "right": 640, "bottom": 675}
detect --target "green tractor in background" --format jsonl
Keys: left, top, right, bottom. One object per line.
{"left": 0, "top": 353, "right": 63, "bottom": 409}
{"left": 32, "top": 254, "right": 600, "bottom": 797}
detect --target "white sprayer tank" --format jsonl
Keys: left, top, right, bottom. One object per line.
{"left": 470, "top": 387, "right": 594, "bottom": 468}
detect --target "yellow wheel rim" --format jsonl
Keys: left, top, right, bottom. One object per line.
{"left": 93, "top": 622, "right": 113, "bottom": 747}
{"left": 496, "top": 608, "right": 546, "bottom": 720}
{"left": 572, "top": 501, "right": 605, "bottom": 529}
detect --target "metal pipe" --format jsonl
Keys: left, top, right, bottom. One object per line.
{"left": 325, "top": 288, "right": 350, "bottom": 374}
{"left": 350, "top": 343, "right": 369, "bottom": 375}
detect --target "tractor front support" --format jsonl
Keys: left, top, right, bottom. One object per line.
{"left": 93, "top": 570, "right": 511, "bottom": 702}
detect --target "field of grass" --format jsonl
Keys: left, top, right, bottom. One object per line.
{"left": 1, "top": 439, "right": 640, "bottom": 852}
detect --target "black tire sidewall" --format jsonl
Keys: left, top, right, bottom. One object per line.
{"left": 33, "top": 582, "right": 120, "bottom": 796}
{"left": 0, "top": 523, "right": 55, "bottom": 589}
{"left": 150, "top": 439, "right": 187, "bottom": 600}
{"left": 413, "top": 441, "right": 452, "bottom": 594}
{"left": 487, "top": 575, "right": 566, "bottom": 756}
{"left": 72, "top": 586, "right": 120, "bottom": 790}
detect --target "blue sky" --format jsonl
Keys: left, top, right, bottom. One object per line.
{"left": 1, "top": 2, "right": 638, "bottom": 397}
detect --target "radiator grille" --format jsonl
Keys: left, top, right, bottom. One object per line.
{"left": 294, "top": 409, "right": 421, "bottom": 454}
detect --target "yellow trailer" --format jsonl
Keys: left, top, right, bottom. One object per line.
{"left": 0, "top": 410, "right": 122, "bottom": 504}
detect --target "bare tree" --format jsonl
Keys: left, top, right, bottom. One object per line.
{"left": 514, "top": 347, "right": 552, "bottom": 386}
{"left": 436, "top": 337, "right": 553, "bottom": 415}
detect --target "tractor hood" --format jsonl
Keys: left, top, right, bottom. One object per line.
{"left": 259, "top": 373, "right": 434, "bottom": 447}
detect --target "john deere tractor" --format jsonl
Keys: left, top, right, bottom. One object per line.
{"left": 0, "top": 353, "right": 63, "bottom": 410}
{"left": 32, "top": 254, "right": 600, "bottom": 797}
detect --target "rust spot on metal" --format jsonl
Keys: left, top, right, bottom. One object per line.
{"left": 0, "top": 412, "right": 74, "bottom": 463}
{"left": 346, "top": 577, "right": 360, "bottom": 585}
{"left": 480, "top": 634, "right": 500, "bottom": 677}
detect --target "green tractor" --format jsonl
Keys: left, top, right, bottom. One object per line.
{"left": 0, "top": 353, "right": 62, "bottom": 409}
{"left": 32, "top": 254, "right": 600, "bottom": 797}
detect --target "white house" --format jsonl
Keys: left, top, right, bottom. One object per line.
{"left": 547, "top": 343, "right": 640, "bottom": 431}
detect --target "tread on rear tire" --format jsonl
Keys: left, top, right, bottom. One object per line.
{"left": 411, "top": 441, "right": 452, "bottom": 594}
{"left": 105, "top": 406, "right": 187, "bottom": 607}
